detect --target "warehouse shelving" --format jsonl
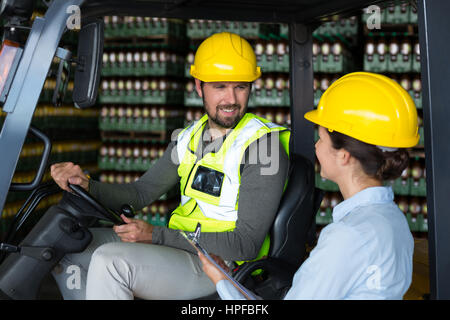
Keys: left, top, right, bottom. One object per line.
{"left": 0, "top": 0, "right": 428, "bottom": 240}
{"left": 314, "top": 1, "right": 427, "bottom": 239}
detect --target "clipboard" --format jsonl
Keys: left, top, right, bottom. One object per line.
{"left": 180, "top": 223, "right": 258, "bottom": 300}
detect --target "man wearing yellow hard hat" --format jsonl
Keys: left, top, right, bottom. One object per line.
{"left": 199, "top": 72, "right": 419, "bottom": 300}
{"left": 49, "top": 32, "right": 290, "bottom": 299}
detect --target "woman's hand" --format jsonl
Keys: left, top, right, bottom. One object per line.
{"left": 50, "top": 162, "right": 90, "bottom": 192}
{"left": 113, "top": 214, "right": 154, "bottom": 243}
{"left": 198, "top": 251, "right": 229, "bottom": 285}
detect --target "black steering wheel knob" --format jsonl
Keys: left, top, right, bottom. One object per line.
{"left": 121, "top": 204, "right": 135, "bottom": 218}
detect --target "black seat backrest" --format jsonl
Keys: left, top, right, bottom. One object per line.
{"left": 268, "top": 153, "right": 321, "bottom": 268}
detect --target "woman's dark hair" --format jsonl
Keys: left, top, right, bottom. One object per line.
{"left": 328, "top": 130, "right": 410, "bottom": 181}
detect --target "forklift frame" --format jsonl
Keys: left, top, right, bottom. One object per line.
{"left": 0, "top": 0, "right": 448, "bottom": 299}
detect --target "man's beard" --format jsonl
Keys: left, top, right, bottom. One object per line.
{"left": 205, "top": 103, "right": 247, "bottom": 129}
{"left": 201, "top": 85, "right": 251, "bottom": 129}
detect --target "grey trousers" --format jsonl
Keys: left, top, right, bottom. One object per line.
{"left": 51, "top": 228, "right": 216, "bottom": 300}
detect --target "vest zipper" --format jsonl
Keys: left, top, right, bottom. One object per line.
{"left": 184, "top": 166, "right": 194, "bottom": 195}
{"left": 183, "top": 159, "right": 198, "bottom": 195}
{"left": 190, "top": 203, "right": 198, "bottom": 215}
{"left": 182, "top": 120, "right": 208, "bottom": 196}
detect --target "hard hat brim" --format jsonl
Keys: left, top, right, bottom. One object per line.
{"left": 190, "top": 65, "right": 262, "bottom": 82}
{"left": 304, "top": 109, "right": 420, "bottom": 148}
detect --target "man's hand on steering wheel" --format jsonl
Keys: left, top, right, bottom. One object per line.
{"left": 50, "top": 162, "right": 90, "bottom": 192}
{"left": 113, "top": 215, "right": 154, "bottom": 243}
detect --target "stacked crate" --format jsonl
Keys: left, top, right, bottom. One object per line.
{"left": 312, "top": 15, "right": 361, "bottom": 226}
{"left": 1, "top": 3, "right": 427, "bottom": 238}
{"left": 315, "top": 1, "right": 427, "bottom": 237}
{"left": 365, "top": 1, "right": 426, "bottom": 236}
{"left": 184, "top": 20, "right": 291, "bottom": 128}
{"left": 98, "top": 16, "right": 186, "bottom": 225}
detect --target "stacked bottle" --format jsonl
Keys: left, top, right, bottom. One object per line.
{"left": 99, "top": 105, "right": 185, "bottom": 132}
{"left": 396, "top": 195, "right": 428, "bottom": 233}
{"left": 360, "top": 2, "right": 426, "bottom": 234}
{"left": 16, "top": 140, "right": 100, "bottom": 172}
{"left": 136, "top": 199, "right": 178, "bottom": 227}
{"left": 32, "top": 105, "right": 99, "bottom": 130}
{"left": 184, "top": 22, "right": 292, "bottom": 132}
{"left": 102, "top": 49, "right": 185, "bottom": 78}
{"left": 310, "top": 17, "right": 361, "bottom": 229}
{"left": 97, "top": 16, "right": 187, "bottom": 228}
{"left": 313, "top": 75, "right": 340, "bottom": 107}
{"left": 253, "top": 39, "right": 289, "bottom": 73}
{"left": 249, "top": 74, "right": 290, "bottom": 107}
{"left": 316, "top": 192, "right": 343, "bottom": 225}
{"left": 183, "top": 80, "right": 202, "bottom": 107}
{"left": 313, "top": 16, "right": 358, "bottom": 38}
{"left": 409, "top": 158, "right": 427, "bottom": 197}
{"left": 186, "top": 19, "right": 277, "bottom": 39}
{"left": 362, "top": 1, "right": 418, "bottom": 25}
{"left": 99, "top": 77, "right": 184, "bottom": 105}
{"left": 253, "top": 108, "right": 291, "bottom": 128}
{"left": 103, "top": 16, "right": 185, "bottom": 39}
{"left": 364, "top": 36, "right": 417, "bottom": 73}
{"left": 98, "top": 142, "right": 167, "bottom": 172}
{"left": 184, "top": 107, "right": 206, "bottom": 127}
{"left": 391, "top": 74, "right": 422, "bottom": 109}
{"left": 313, "top": 39, "right": 355, "bottom": 73}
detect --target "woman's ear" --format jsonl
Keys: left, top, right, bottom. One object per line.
{"left": 194, "top": 79, "right": 203, "bottom": 98}
{"left": 337, "top": 148, "right": 352, "bottom": 166}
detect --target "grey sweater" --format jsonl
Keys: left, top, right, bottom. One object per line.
{"left": 89, "top": 124, "right": 289, "bottom": 261}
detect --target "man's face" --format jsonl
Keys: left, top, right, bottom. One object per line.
{"left": 195, "top": 79, "right": 251, "bottom": 129}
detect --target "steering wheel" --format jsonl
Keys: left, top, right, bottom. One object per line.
{"left": 68, "top": 183, "right": 125, "bottom": 225}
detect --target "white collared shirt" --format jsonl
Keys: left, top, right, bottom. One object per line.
{"left": 216, "top": 186, "right": 414, "bottom": 300}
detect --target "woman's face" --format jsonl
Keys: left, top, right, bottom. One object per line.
{"left": 315, "top": 126, "right": 340, "bottom": 181}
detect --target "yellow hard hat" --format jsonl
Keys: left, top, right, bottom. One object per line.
{"left": 190, "top": 32, "right": 262, "bottom": 82}
{"left": 304, "top": 72, "right": 420, "bottom": 148}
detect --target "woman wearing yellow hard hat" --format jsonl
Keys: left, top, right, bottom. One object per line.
{"left": 198, "top": 71, "right": 419, "bottom": 300}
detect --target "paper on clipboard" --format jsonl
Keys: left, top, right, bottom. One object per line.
{"left": 179, "top": 223, "right": 258, "bottom": 300}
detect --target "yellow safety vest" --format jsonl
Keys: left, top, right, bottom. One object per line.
{"left": 168, "top": 112, "right": 290, "bottom": 261}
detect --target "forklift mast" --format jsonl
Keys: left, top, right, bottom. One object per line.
{"left": 0, "top": 0, "right": 85, "bottom": 214}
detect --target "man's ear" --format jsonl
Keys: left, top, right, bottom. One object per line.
{"left": 194, "top": 79, "right": 203, "bottom": 98}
